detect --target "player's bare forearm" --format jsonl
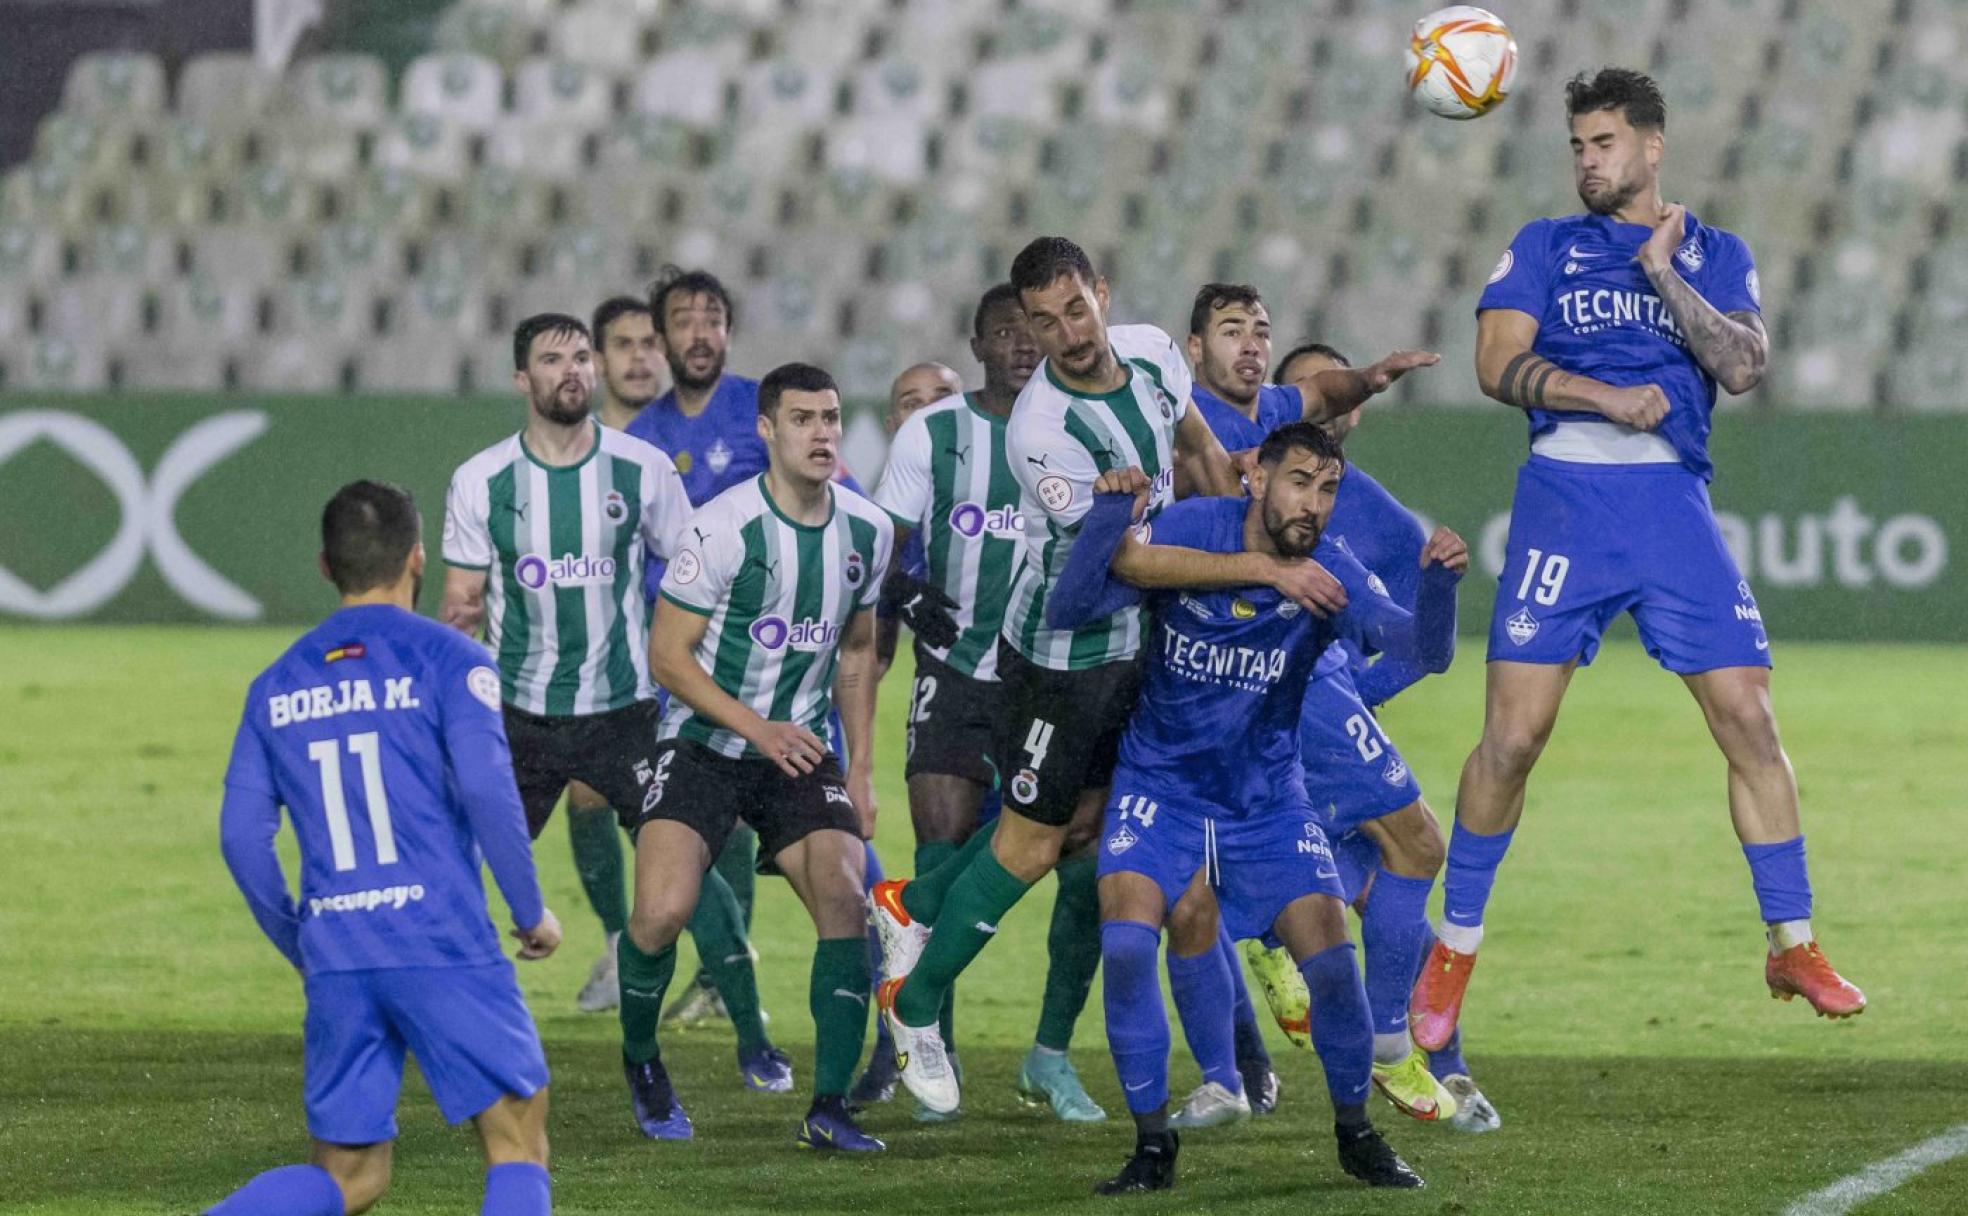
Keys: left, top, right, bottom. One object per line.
{"left": 1476, "top": 311, "right": 1619, "bottom": 415}
{"left": 1301, "top": 350, "right": 1440, "bottom": 421}
{"left": 1111, "top": 535, "right": 1270, "bottom": 591}
{"left": 438, "top": 568, "right": 487, "bottom": 635}
{"left": 648, "top": 604, "right": 775, "bottom": 745}
{"left": 1173, "top": 408, "right": 1243, "bottom": 498}
{"left": 832, "top": 611, "right": 879, "bottom": 778}
{"left": 873, "top": 615, "right": 901, "bottom": 682}
{"left": 1643, "top": 265, "right": 1768, "bottom": 394}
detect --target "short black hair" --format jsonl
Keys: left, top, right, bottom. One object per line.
{"left": 1009, "top": 237, "right": 1096, "bottom": 296}
{"left": 1188, "top": 283, "right": 1266, "bottom": 338}
{"left": 1565, "top": 67, "right": 1666, "bottom": 131}
{"left": 1274, "top": 340, "right": 1352, "bottom": 384}
{"left": 1256, "top": 420, "right": 1346, "bottom": 473}
{"left": 591, "top": 295, "right": 652, "bottom": 346}
{"left": 972, "top": 282, "right": 1023, "bottom": 337}
{"left": 647, "top": 265, "right": 735, "bottom": 335}
{"left": 512, "top": 312, "right": 590, "bottom": 371}
{"left": 758, "top": 362, "right": 838, "bottom": 418}
{"left": 321, "top": 480, "right": 420, "bottom": 595}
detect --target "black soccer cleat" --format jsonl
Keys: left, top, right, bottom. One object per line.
{"left": 1336, "top": 1124, "right": 1424, "bottom": 1188}
{"left": 1239, "top": 1060, "right": 1280, "bottom": 1115}
{"left": 1094, "top": 1131, "right": 1178, "bottom": 1196}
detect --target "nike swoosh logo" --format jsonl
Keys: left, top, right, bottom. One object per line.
{"left": 1125, "top": 1080, "right": 1153, "bottom": 1092}
{"left": 832, "top": 988, "right": 869, "bottom": 1006}
{"left": 1316, "top": 869, "right": 1340, "bottom": 880}
{"left": 1755, "top": 639, "right": 1770, "bottom": 650}
{"left": 895, "top": 1051, "right": 910, "bottom": 1070}
{"left": 1568, "top": 244, "right": 1602, "bottom": 259}
{"left": 974, "top": 921, "right": 999, "bottom": 935}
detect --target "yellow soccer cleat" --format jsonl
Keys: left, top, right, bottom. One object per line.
{"left": 1371, "top": 1047, "right": 1459, "bottom": 1123}
{"left": 1240, "top": 940, "right": 1312, "bottom": 1051}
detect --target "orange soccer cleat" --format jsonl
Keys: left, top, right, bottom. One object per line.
{"left": 1765, "top": 941, "right": 1867, "bottom": 1019}
{"left": 1409, "top": 940, "right": 1478, "bottom": 1053}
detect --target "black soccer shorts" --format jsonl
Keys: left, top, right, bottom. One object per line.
{"left": 502, "top": 698, "right": 662, "bottom": 840}
{"left": 989, "top": 638, "right": 1143, "bottom": 829}
{"left": 627, "top": 738, "right": 862, "bottom": 862}
{"left": 904, "top": 647, "right": 1000, "bottom": 786}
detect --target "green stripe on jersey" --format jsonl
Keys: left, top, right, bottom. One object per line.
{"left": 488, "top": 462, "right": 529, "bottom": 706}
{"left": 914, "top": 399, "right": 1018, "bottom": 681}
{"left": 545, "top": 465, "right": 589, "bottom": 716}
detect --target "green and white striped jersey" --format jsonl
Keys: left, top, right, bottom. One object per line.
{"left": 1003, "top": 324, "right": 1192, "bottom": 671}
{"left": 658, "top": 475, "right": 893, "bottom": 759}
{"left": 443, "top": 421, "right": 689, "bottom": 716}
{"left": 872, "top": 393, "right": 1022, "bottom": 681}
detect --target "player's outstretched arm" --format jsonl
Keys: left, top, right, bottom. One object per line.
{"left": 218, "top": 783, "right": 303, "bottom": 970}
{"left": 648, "top": 599, "right": 826, "bottom": 778}
{"left": 438, "top": 567, "right": 487, "bottom": 636}
{"left": 1298, "top": 349, "right": 1442, "bottom": 422}
{"left": 832, "top": 608, "right": 880, "bottom": 838}
{"left": 1173, "top": 408, "right": 1245, "bottom": 498}
{"left": 1476, "top": 309, "right": 1669, "bottom": 430}
{"left": 1637, "top": 204, "right": 1768, "bottom": 395}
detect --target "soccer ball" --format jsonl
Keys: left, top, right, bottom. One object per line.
{"left": 1405, "top": 6, "right": 1518, "bottom": 119}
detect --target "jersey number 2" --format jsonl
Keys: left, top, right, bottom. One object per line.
{"left": 307, "top": 732, "right": 398, "bottom": 872}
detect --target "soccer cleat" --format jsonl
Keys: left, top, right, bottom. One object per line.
{"left": 1241, "top": 940, "right": 1313, "bottom": 1050}
{"left": 869, "top": 879, "right": 932, "bottom": 984}
{"left": 1409, "top": 939, "right": 1478, "bottom": 1053}
{"left": 1167, "top": 1081, "right": 1251, "bottom": 1131}
{"left": 1336, "top": 1124, "right": 1425, "bottom": 1188}
{"left": 879, "top": 979, "right": 961, "bottom": 1115}
{"left": 1093, "top": 1131, "right": 1178, "bottom": 1196}
{"left": 797, "top": 1096, "right": 886, "bottom": 1152}
{"left": 623, "top": 1053, "right": 693, "bottom": 1141}
{"left": 576, "top": 933, "right": 620, "bottom": 1013}
{"left": 1765, "top": 941, "right": 1866, "bottom": 1018}
{"left": 1239, "top": 1061, "right": 1280, "bottom": 1116}
{"left": 660, "top": 974, "right": 728, "bottom": 1028}
{"left": 848, "top": 1045, "right": 900, "bottom": 1108}
{"left": 1441, "top": 1074, "right": 1501, "bottom": 1134}
{"left": 914, "top": 1051, "right": 963, "bottom": 1122}
{"left": 1372, "top": 1048, "right": 1458, "bottom": 1122}
{"left": 1016, "top": 1048, "right": 1108, "bottom": 1123}
{"left": 740, "top": 1045, "right": 795, "bottom": 1094}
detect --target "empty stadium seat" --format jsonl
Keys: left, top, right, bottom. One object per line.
{"left": 514, "top": 57, "right": 616, "bottom": 129}
{"left": 374, "top": 112, "right": 474, "bottom": 182}
{"left": 550, "top": 0, "right": 657, "bottom": 74}
{"left": 177, "top": 53, "right": 281, "bottom": 129}
{"left": 61, "top": 52, "right": 167, "bottom": 117}
{"left": 630, "top": 54, "right": 729, "bottom": 128}
{"left": 401, "top": 52, "right": 507, "bottom": 131}
{"left": 287, "top": 55, "right": 393, "bottom": 129}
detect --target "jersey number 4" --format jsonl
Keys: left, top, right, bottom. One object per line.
{"left": 307, "top": 732, "right": 398, "bottom": 872}
{"left": 1515, "top": 548, "right": 1571, "bottom": 606}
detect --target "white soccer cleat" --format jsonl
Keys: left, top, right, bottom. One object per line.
{"left": 1167, "top": 1081, "right": 1251, "bottom": 1131}
{"left": 576, "top": 933, "right": 620, "bottom": 1013}
{"left": 878, "top": 980, "right": 960, "bottom": 1115}
{"left": 1441, "top": 1074, "right": 1501, "bottom": 1134}
{"left": 869, "top": 879, "right": 932, "bottom": 983}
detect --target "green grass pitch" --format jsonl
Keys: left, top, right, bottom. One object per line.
{"left": 2, "top": 626, "right": 1964, "bottom": 1214}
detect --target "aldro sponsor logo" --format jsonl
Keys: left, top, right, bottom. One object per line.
{"left": 514, "top": 552, "right": 617, "bottom": 590}
{"left": 948, "top": 502, "right": 1024, "bottom": 539}
{"left": 748, "top": 614, "right": 842, "bottom": 652}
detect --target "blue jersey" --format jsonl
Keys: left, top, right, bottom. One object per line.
{"left": 1321, "top": 465, "right": 1428, "bottom": 688}
{"left": 1114, "top": 497, "right": 1405, "bottom": 821}
{"left": 1478, "top": 211, "right": 1760, "bottom": 481}
{"left": 1190, "top": 382, "right": 1303, "bottom": 451}
{"left": 221, "top": 604, "right": 542, "bottom": 975}
{"left": 627, "top": 374, "right": 771, "bottom": 599}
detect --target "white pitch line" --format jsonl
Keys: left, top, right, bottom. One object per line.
{"left": 1782, "top": 1122, "right": 1968, "bottom": 1216}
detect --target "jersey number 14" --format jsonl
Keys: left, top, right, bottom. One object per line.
{"left": 307, "top": 732, "right": 399, "bottom": 872}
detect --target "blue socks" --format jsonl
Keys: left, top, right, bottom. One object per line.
{"left": 1742, "top": 836, "right": 1813, "bottom": 924}
{"left": 1102, "top": 920, "right": 1168, "bottom": 1115}
{"left": 1361, "top": 869, "right": 1434, "bottom": 1040}
{"left": 1220, "top": 928, "right": 1271, "bottom": 1070}
{"left": 1299, "top": 942, "right": 1373, "bottom": 1113}
{"left": 482, "top": 1163, "right": 550, "bottom": 1216}
{"left": 1442, "top": 822, "right": 1515, "bottom": 931}
{"left": 207, "top": 1165, "right": 344, "bottom": 1216}
{"left": 1166, "top": 941, "right": 1241, "bottom": 1094}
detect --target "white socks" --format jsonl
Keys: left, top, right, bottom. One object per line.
{"left": 1769, "top": 919, "right": 1814, "bottom": 952}
{"left": 1373, "top": 1031, "right": 1414, "bottom": 1066}
{"left": 1437, "top": 920, "right": 1484, "bottom": 955}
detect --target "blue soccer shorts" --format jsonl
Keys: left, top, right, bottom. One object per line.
{"left": 302, "top": 959, "right": 549, "bottom": 1144}
{"left": 1299, "top": 668, "right": 1423, "bottom": 837}
{"left": 1098, "top": 777, "right": 1346, "bottom": 944}
{"left": 1487, "top": 457, "right": 1772, "bottom": 674}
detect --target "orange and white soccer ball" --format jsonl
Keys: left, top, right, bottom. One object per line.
{"left": 1406, "top": 6, "right": 1518, "bottom": 119}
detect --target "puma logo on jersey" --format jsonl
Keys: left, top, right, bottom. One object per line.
{"left": 1025, "top": 453, "right": 1050, "bottom": 469}
{"left": 943, "top": 444, "right": 970, "bottom": 465}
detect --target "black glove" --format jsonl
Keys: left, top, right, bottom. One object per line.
{"left": 880, "top": 573, "right": 961, "bottom": 650}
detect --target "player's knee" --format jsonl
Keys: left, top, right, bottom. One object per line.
{"left": 1165, "top": 898, "right": 1219, "bottom": 956}
{"left": 1477, "top": 721, "right": 1550, "bottom": 782}
{"left": 625, "top": 904, "right": 686, "bottom": 956}
{"left": 1706, "top": 691, "right": 1785, "bottom": 768}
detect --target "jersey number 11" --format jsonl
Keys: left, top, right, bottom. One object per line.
{"left": 307, "top": 732, "right": 399, "bottom": 872}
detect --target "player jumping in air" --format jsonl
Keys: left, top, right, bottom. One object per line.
{"left": 624, "top": 363, "right": 893, "bottom": 1151}
{"left": 211, "top": 481, "right": 560, "bottom": 1216}
{"left": 1410, "top": 68, "right": 1865, "bottom": 1054}
{"left": 1051, "top": 424, "right": 1440, "bottom": 1194}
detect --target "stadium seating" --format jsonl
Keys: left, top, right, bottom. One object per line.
{"left": 0, "top": 0, "right": 1954, "bottom": 410}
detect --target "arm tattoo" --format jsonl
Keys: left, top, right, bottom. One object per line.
{"left": 1645, "top": 264, "right": 1769, "bottom": 393}
{"left": 1496, "top": 350, "right": 1560, "bottom": 409}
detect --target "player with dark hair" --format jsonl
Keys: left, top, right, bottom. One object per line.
{"left": 864, "top": 285, "right": 1107, "bottom": 1122}
{"left": 875, "top": 238, "right": 1371, "bottom": 1115}
{"left": 209, "top": 480, "right": 559, "bottom": 1216}
{"left": 623, "top": 361, "right": 893, "bottom": 1151}
{"left": 591, "top": 295, "right": 668, "bottom": 430}
{"left": 1411, "top": 67, "right": 1863, "bottom": 1054}
{"left": 1047, "top": 423, "right": 1437, "bottom": 1194}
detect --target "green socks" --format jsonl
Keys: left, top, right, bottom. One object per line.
{"left": 893, "top": 847, "right": 1034, "bottom": 1027}
{"left": 618, "top": 934, "right": 677, "bottom": 1064}
{"left": 809, "top": 936, "right": 872, "bottom": 1097}
{"left": 1035, "top": 854, "right": 1102, "bottom": 1051}
{"left": 900, "top": 825, "right": 995, "bottom": 924}
{"left": 688, "top": 870, "right": 770, "bottom": 1057}
{"left": 913, "top": 839, "right": 962, "bottom": 1051}
{"left": 689, "top": 826, "right": 760, "bottom": 992}
{"left": 567, "top": 804, "right": 627, "bottom": 935}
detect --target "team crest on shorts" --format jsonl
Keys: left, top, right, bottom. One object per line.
{"left": 603, "top": 490, "right": 629, "bottom": 525}
{"left": 1505, "top": 606, "right": 1540, "bottom": 646}
{"left": 1383, "top": 757, "right": 1410, "bottom": 787}
{"left": 1107, "top": 824, "right": 1138, "bottom": 855}
{"left": 844, "top": 550, "right": 865, "bottom": 588}
{"left": 1011, "top": 767, "right": 1040, "bottom": 805}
